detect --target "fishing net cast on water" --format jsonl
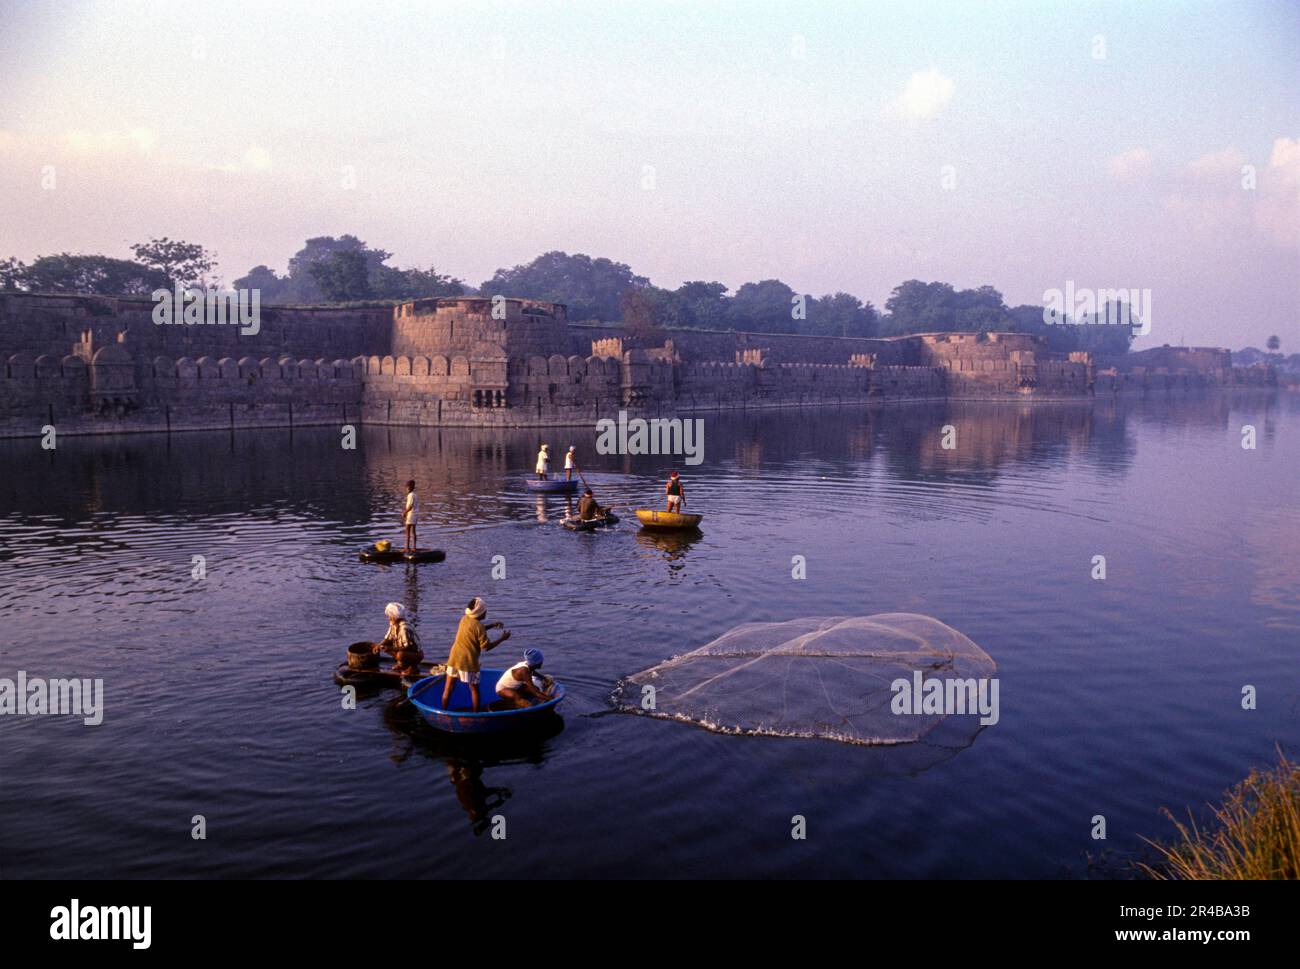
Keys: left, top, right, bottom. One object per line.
{"left": 610, "top": 613, "right": 996, "bottom": 746}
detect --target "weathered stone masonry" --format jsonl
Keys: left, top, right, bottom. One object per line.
{"left": 0, "top": 292, "right": 1250, "bottom": 436}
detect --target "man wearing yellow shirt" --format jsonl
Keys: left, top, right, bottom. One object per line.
{"left": 441, "top": 597, "right": 511, "bottom": 712}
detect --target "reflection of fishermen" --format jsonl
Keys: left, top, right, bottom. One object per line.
{"left": 577, "top": 488, "right": 602, "bottom": 521}
{"left": 446, "top": 760, "right": 510, "bottom": 836}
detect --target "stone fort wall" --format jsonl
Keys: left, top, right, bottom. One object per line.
{"left": 0, "top": 291, "right": 1239, "bottom": 437}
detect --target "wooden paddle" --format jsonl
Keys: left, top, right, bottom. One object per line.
{"left": 407, "top": 676, "right": 442, "bottom": 699}
{"left": 572, "top": 460, "right": 594, "bottom": 494}
{"left": 394, "top": 673, "right": 446, "bottom": 709}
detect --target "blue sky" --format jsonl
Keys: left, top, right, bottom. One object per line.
{"left": 1, "top": 0, "right": 1296, "bottom": 347}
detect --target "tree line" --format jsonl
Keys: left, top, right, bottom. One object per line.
{"left": 1, "top": 237, "right": 1139, "bottom": 354}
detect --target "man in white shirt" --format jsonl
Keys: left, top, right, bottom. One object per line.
{"left": 403, "top": 479, "right": 418, "bottom": 552}
{"left": 494, "top": 649, "right": 553, "bottom": 709}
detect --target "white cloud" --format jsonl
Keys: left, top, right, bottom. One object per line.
{"left": 883, "top": 68, "right": 954, "bottom": 121}
{"left": 1106, "top": 147, "right": 1153, "bottom": 183}
{"left": 1162, "top": 135, "right": 1298, "bottom": 248}
{"left": 1269, "top": 136, "right": 1300, "bottom": 184}
{"left": 1256, "top": 136, "right": 1299, "bottom": 246}
{"left": 1188, "top": 146, "right": 1249, "bottom": 179}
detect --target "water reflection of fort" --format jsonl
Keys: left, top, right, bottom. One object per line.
{"left": 2, "top": 394, "right": 1289, "bottom": 527}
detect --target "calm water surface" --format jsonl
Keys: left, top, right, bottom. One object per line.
{"left": 1, "top": 394, "right": 1296, "bottom": 878}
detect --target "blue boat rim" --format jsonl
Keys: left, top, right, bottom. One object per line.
{"left": 407, "top": 675, "right": 566, "bottom": 716}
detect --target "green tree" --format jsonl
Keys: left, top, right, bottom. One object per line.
{"left": 727, "top": 279, "right": 799, "bottom": 333}
{"left": 0, "top": 257, "right": 25, "bottom": 291}
{"left": 130, "top": 238, "right": 218, "bottom": 288}
{"left": 232, "top": 265, "right": 291, "bottom": 301}
{"left": 372, "top": 263, "right": 465, "bottom": 300}
{"left": 806, "top": 292, "right": 879, "bottom": 338}
{"left": 1266, "top": 335, "right": 1281, "bottom": 352}
{"left": 1073, "top": 300, "right": 1139, "bottom": 356}
{"left": 480, "top": 251, "right": 648, "bottom": 321}
{"left": 15, "top": 253, "right": 167, "bottom": 295}
{"left": 282, "top": 235, "right": 384, "bottom": 302}
{"left": 235, "top": 236, "right": 466, "bottom": 303}
{"left": 882, "top": 280, "right": 958, "bottom": 334}
{"left": 620, "top": 288, "right": 668, "bottom": 347}
{"left": 883, "top": 280, "right": 1015, "bottom": 335}
{"left": 954, "top": 285, "right": 1011, "bottom": 331}
{"left": 1005, "top": 303, "right": 1060, "bottom": 345}
{"left": 627, "top": 285, "right": 694, "bottom": 329}
{"left": 307, "top": 250, "right": 373, "bottom": 301}
{"left": 673, "top": 280, "right": 730, "bottom": 329}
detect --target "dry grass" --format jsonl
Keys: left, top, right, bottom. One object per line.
{"left": 1139, "top": 750, "right": 1300, "bottom": 880}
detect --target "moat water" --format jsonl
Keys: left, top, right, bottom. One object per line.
{"left": 0, "top": 393, "right": 1296, "bottom": 878}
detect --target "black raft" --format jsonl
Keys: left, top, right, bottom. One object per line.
{"left": 358, "top": 547, "right": 446, "bottom": 563}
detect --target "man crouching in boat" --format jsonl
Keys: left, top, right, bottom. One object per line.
{"left": 375, "top": 602, "right": 424, "bottom": 676}
{"left": 493, "top": 648, "right": 554, "bottom": 709}
{"left": 442, "top": 597, "right": 511, "bottom": 712}
{"left": 578, "top": 488, "right": 603, "bottom": 522}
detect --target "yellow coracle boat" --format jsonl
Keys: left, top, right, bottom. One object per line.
{"left": 635, "top": 509, "right": 703, "bottom": 531}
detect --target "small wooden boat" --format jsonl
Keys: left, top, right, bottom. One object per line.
{"left": 635, "top": 509, "right": 703, "bottom": 531}
{"left": 358, "top": 546, "right": 446, "bottom": 564}
{"left": 562, "top": 511, "right": 619, "bottom": 531}
{"left": 406, "top": 671, "right": 566, "bottom": 734}
{"left": 525, "top": 477, "right": 579, "bottom": 493}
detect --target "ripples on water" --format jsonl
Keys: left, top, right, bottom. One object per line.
{"left": 0, "top": 395, "right": 1296, "bottom": 878}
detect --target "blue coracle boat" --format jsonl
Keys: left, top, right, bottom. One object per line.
{"left": 407, "top": 671, "right": 566, "bottom": 734}
{"left": 524, "top": 477, "right": 579, "bottom": 493}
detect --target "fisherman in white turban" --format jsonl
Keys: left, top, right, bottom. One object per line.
{"left": 374, "top": 601, "right": 423, "bottom": 674}
{"left": 441, "top": 597, "right": 511, "bottom": 712}
{"left": 535, "top": 444, "right": 550, "bottom": 480}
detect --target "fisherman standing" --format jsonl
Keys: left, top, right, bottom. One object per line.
{"left": 441, "top": 597, "right": 511, "bottom": 713}
{"left": 665, "top": 470, "right": 685, "bottom": 512}
{"left": 402, "top": 479, "right": 418, "bottom": 552}
{"left": 535, "top": 444, "right": 550, "bottom": 480}
{"left": 564, "top": 445, "right": 577, "bottom": 480}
